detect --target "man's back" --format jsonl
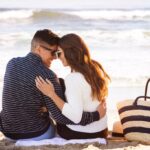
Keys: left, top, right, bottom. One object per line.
{"left": 1, "top": 53, "right": 58, "bottom": 139}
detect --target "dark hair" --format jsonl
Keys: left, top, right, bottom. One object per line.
{"left": 59, "top": 33, "right": 110, "bottom": 101}
{"left": 32, "top": 29, "right": 59, "bottom": 45}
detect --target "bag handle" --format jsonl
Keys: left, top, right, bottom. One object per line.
{"left": 144, "top": 78, "right": 150, "bottom": 100}
{"left": 134, "top": 78, "right": 150, "bottom": 105}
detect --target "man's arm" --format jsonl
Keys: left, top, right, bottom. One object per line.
{"left": 44, "top": 95, "right": 100, "bottom": 125}
{"left": 59, "top": 78, "right": 100, "bottom": 125}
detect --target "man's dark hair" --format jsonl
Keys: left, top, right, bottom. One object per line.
{"left": 32, "top": 29, "right": 59, "bottom": 45}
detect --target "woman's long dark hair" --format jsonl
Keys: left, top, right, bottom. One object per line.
{"left": 59, "top": 34, "right": 110, "bottom": 101}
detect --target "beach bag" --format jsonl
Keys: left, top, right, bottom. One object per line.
{"left": 117, "top": 78, "right": 150, "bottom": 144}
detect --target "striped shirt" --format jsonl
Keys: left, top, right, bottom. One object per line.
{"left": 0, "top": 52, "right": 99, "bottom": 139}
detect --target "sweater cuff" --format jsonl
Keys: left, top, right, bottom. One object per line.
{"left": 92, "top": 111, "right": 100, "bottom": 121}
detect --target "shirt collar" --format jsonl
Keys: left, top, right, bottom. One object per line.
{"left": 27, "top": 52, "right": 43, "bottom": 64}
{"left": 27, "top": 52, "right": 57, "bottom": 78}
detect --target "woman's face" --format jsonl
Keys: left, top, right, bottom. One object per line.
{"left": 57, "top": 47, "right": 68, "bottom": 67}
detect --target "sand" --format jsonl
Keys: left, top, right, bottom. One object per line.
{"left": 0, "top": 132, "right": 150, "bottom": 150}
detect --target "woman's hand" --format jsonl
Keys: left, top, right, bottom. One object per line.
{"left": 35, "top": 76, "right": 55, "bottom": 98}
{"left": 35, "top": 76, "right": 65, "bottom": 110}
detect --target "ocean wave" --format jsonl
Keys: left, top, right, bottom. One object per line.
{"left": 0, "top": 9, "right": 34, "bottom": 20}
{"left": 66, "top": 10, "right": 150, "bottom": 21}
{"left": 79, "top": 29, "right": 150, "bottom": 48}
{"left": 1, "top": 29, "right": 150, "bottom": 48}
{"left": 1, "top": 9, "right": 150, "bottom": 21}
{"left": 0, "top": 32, "right": 31, "bottom": 47}
{"left": 0, "top": 9, "right": 79, "bottom": 20}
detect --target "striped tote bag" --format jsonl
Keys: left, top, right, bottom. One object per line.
{"left": 117, "top": 78, "right": 150, "bottom": 144}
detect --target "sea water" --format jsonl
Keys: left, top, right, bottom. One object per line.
{"left": 0, "top": 5, "right": 150, "bottom": 128}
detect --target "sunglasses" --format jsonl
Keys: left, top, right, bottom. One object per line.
{"left": 40, "top": 45, "right": 57, "bottom": 56}
{"left": 54, "top": 50, "right": 62, "bottom": 58}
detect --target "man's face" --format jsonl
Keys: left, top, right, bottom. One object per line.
{"left": 37, "top": 43, "right": 57, "bottom": 68}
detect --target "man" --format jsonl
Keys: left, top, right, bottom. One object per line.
{"left": 0, "top": 29, "right": 104, "bottom": 140}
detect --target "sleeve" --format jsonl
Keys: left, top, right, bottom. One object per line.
{"left": 62, "top": 75, "right": 83, "bottom": 123}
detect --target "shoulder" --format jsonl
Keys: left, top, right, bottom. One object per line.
{"left": 65, "top": 72, "right": 84, "bottom": 83}
{"left": 64, "top": 72, "right": 87, "bottom": 89}
{"left": 7, "top": 56, "right": 26, "bottom": 71}
{"left": 7, "top": 56, "right": 23, "bottom": 65}
{"left": 7, "top": 57, "right": 18, "bottom": 68}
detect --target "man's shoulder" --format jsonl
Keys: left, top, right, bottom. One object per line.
{"left": 6, "top": 56, "right": 27, "bottom": 72}
{"left": 8, "top": 56, "right": 23, "bottom": 64}
{"left": 7, "top": 57, "right": 17, "bottom": 66}
{"left": 7, "top": 57, "right": 18, "bottom": 67}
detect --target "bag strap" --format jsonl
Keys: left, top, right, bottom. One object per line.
{"left": 134, "top": 96, "right": 150, "bottom": 105}
{"left": 134, "top": 78, "right": 150, "bottom": 105}
{"left": 144, "top": 78, "right": 150, "bottom": 100}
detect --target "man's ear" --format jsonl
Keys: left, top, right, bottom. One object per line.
{"left": 36, "top": 45, "right": 40, "bottom": 52}
{"left": 34, "top": 45, "right": 41, "bottom": 55}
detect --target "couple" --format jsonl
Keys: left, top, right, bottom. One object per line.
{"left": 0, "top": 29, "right": 110, "bottom": 141}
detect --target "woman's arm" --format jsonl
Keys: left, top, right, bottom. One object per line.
{"left": 35, "top": 76, "right": 83, "bottom": 123}
{"left": 35, "top": 76, "right": 65, "bottom": 110}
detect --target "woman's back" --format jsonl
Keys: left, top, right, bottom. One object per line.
{"left": 62, "top": 72, "right": 107, "bottom": 133}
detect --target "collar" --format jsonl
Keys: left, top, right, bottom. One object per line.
{"left": 27, "top": 52, "right": 43, "bottom": 64}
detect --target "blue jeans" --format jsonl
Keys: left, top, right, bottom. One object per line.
{"left": 6, "top": 125, "right": 56, "bottom": 141}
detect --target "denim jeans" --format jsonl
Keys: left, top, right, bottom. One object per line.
{"left": 6, "top": 125, "right": 56, "bottom": 141}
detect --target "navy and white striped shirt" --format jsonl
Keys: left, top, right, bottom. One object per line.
{"left": 0, "top": 53, "right": 99, "bottom": 139}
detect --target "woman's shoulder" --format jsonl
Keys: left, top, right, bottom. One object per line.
{"left": 65, "top": 72, "right": 90, "bottom": 89}
{"left": 65, "top": 72, "right": 84, "bottom": 82}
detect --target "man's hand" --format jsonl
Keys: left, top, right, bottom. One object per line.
{"left": 97, "top": 101, "right": 107, "bottom": 119}
{"left": 39, "top": 107, "right": 48, "bottom": 113}
{"left": 39, "top": 106, "right": 48, "bottom": 117}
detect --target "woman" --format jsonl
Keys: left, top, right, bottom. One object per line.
{"left": 35, "top": 33, "right": 110, "bottom": 139}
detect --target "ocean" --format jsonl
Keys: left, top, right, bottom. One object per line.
{"left": 0, "top": 8, "right": 150, "bottom": 85}
{"left": 0, "top": 7, "right": 150, "bottom": 128}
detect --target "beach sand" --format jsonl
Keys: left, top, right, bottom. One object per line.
{"left": 0, "top": 137, "right": 149, "bottom": 150}
{"left": 0, "top": 132, "right": 150, "bottom": 150}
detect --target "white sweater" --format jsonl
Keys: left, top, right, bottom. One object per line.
{"left": 62, "top": 72, "right": 107, "bottom": 133}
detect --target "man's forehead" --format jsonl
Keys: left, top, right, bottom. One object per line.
{"left": 49, "top": 44, "right": 58, "bottom": 49}
{"left": 40, "top": 41, "right": 57, "bottom": 47}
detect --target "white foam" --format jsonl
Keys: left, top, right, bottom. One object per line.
{"left": 78, "top": 29, "right": 150, "bottom": 48}
{"left": 0, "top": 32, "right": 31, "bottom": 47}
{"left": 66, "top": 10, "right": 150, "bottom": 21}
{"left": 0, "top": 10, "right": 34, "bottom": 20}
